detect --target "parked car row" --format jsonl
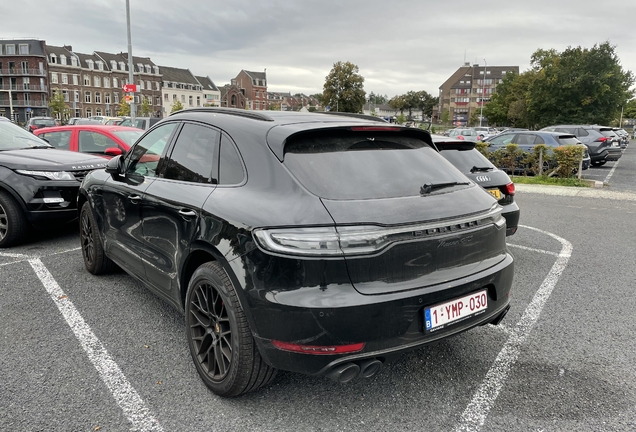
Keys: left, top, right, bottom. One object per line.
{"left": 539, "top": 125, "right": 623, "bottom": 166}
{"left": 0, "top": 109, "right": 515, "bottom": 398}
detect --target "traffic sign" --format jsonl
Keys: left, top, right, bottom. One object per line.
{"left": 122, "top": 84, "right": 137, "bottom": 93}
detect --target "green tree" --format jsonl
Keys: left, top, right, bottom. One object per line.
{"left": 623, "top": 98, "right": 636, "bottom": 119}
{"left": 140, "top": 97, "right": 152, "bottom": 116}
{"left": 49, "top": 92, "right": 69, "bottom": 122}
{"left": 117, "top": 101, "right": 130, "bottom": 117}
{"left": 527, "top": 42, "right": 634, "bottom": 127}
{"left": 415, "top": 90, "right": 438, "bottom": 119}
{"left": 441, "top": 110, "right": 450, "bottom": 125}
{"left": 310, "top": 93, "right": 323, "bottom": 105}
{"left": 171, "top": 100, "right": 184, "bottom": 114}
{"left": 322, "top": 61, "right": 366, "bottom": 112}
{"left": 483, "top": 71, "right": 536, "bottom": 127}
{"left": 388, "top": 94, "right": 406, "bottom": 114}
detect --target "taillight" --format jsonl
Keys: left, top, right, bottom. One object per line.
{"left": 457, "top": 135, "right": 465, "bottom": 140}
{"left": 272, "top": 340, "right": 365, "bottom": 355}
{"left": 502, "top": 182, "right": 515, "bottom": 196}
{"left": 595, "top": 137, "right": 608, "bottom": 143}
{"left": 29, "top": 125, "right": 38, "bottom": 130}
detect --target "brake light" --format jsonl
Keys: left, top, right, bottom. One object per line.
{"left": 595, "top": 137, "right": 608, "bottom": 143}
{"left": 272, "top": 340, "right": 365, "bottom": 355}
{"left": 29, "top": 125, "right": 38, "bottom": 130}
{"left": 457, "top": 135, "right": 465, "bottom": 140}
{"left": 350, "top": 126, "right": 400, "bottom": 131}
{"left": 502, "top": 182, "right": 515, "bottom": 196}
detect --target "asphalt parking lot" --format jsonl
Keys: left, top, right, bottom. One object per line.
{"left": 1, "top": 144, "right": 636, "bottom": 431}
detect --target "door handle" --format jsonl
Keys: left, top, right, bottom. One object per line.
{"left": 178, "top": 209, "right": 196, "bottom": 218}
{"left": 128, "top": 194, "right": 142, "bottom": 203}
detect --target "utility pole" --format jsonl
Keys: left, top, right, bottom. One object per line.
{"left": 479, "top": 59, "right": 487, "bottom": 127}
{"left": 126, "top": 0, "right": 136, "bottom": 123}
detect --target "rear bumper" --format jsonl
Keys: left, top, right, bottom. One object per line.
{"left": 245, "top": 253, "right": 514, "bottom": 376}
{"left": 502, "top": 202, "right": 520, "bottom": 236}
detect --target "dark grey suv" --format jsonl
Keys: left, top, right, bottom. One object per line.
{"left": 79, "top": 108, "right": 514, "bottom": 396}
{"left": 540, "top": 125, "right": 622, "bottom": 166}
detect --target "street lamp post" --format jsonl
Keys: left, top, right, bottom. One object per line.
{"left": 126, "top": 0, "right": 136, "bottom": 123}
{"left": 0, "top": 85, "right": 14, "bottom": 121}
{"left": 479, "top": 59, "right": 487, "bottom": 127}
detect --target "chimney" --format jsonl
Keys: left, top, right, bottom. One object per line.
{"left": 64, "top": 45, "right": 73, "bottom": 51}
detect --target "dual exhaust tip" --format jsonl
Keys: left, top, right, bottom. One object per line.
{"left": 326, "top": 358, "right": 383, "bottom": 383}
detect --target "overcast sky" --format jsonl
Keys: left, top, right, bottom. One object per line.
{"left": 4, "top": 0, "right": 636, "bottom": 98}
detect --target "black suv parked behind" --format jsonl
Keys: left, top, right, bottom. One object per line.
{"left": 0, "top": 120, "right": 106, "bottom": 247}
{"left": 540, "top": 125, "right": 622, "bottom": 166}
{"left": 79, "top": 108, "right": 515, "bottom": 396}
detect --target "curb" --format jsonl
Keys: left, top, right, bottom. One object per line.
{"left": 515, "top": 183, "right": 636, "bottom": 201}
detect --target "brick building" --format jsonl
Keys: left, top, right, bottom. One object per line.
{"left": 220, "top": 80, "right": 248, "bottom": 109}
{"left": 234, "top": 70, "right": 267, "bottom": 110}
{"left": 0, "top": 39, "right": 49, "bottom": 122}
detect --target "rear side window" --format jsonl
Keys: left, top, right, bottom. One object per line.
{"left": 283, "top": 131, "right": 467, "bottom": 200}
{"left": 219, "top": 133, "right": 244, "bottom": 185}
{"left": 600, "top": 130, "right": 616, "bottom": 137}
{"left": 577, "top": 128, "right": 589, "bottom": 137}
{"left": 33, "top": 119, "right": 56, "bottom": 127}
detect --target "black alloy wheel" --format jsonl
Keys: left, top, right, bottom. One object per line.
{"left": 80, "top": 202, "right": 115, "bottom": 274}
{"left": 186, "top": 262, "right": 276, "bottom": 397}
{"left": 0, "top": 191, "right": 28, "bottom": 248}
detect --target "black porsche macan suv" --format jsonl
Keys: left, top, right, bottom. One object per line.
{"left": 78, "top": 108, "right": 515, "bottom": 396}
{"left": 0, "top": 120, "right": 106, "bottom": 247}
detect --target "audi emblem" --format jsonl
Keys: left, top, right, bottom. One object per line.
{"left": 475, "top": 176, "right": 491, "bottom": 182}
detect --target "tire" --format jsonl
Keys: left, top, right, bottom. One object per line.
{"left": 80, "top": 202, "right": 116, "bottom": 274}
{"left": 185, "top": 262, "right": 277, "bottom": 397}
{"left": 591, "top": 160, "right": 606, "bottom": 167}
{"left": 0, "top": 191, "right": 29, "bottom": 248}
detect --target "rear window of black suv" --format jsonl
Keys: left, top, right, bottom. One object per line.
{"left": 283, "top": 130, "right": 469, "bottom": 200}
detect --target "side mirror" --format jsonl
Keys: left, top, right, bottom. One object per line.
{"left": 105, "top": 155, "right": 124, "bottom": 176}
{"left": 104, "top": 147, "right": 123, "bottom": 156}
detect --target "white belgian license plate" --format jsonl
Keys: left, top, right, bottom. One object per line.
{"left": 424, "top": 290, "right": 488, "bottom": 332}
{"left": 487, "top": 189, "right": 501, "bottom": 199}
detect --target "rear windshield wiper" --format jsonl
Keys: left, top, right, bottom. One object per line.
{"left": 470, "top": 166, "right": 493, "bottom": 173}
{"left": 420, "top": 181, "right": 470, "bottom": 195}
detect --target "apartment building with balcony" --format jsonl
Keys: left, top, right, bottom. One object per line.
{"left": 437, "top": 62, "right": 519, "bottom": 126}
{"left": 0, "top": 39, "right": 49, "bottom": 121}
{"left": 195, "top": 75, "right": 221, "bottom": 107}
{"left": 159, "top": 66, "right": 203, "bottom": 117}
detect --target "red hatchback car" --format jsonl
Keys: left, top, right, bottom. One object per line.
{"left": 34, "top": 125, "right": 144, "bottom": 158}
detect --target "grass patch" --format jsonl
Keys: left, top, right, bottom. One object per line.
{"left": 510, "top": 175, "right": 591, "bottom": 187}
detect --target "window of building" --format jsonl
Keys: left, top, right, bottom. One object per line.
{"left": 153, "top": 66, "right": 159, "bottom": 74}
{"left": 74, "top": 90, "right": 80, "bottom": 102}
{"left": 155, "top": 96, "right": 161, "bottom": 106}
{"left": 85, "top": 91, "right": 91, "bottom": 103}
{"left": 19, "top": 44, "right": 29, "bottom": 55}
{"left": 73, "top": 74, "right": 79, "bottom": 85}
{"left": 196, "top": 96, "right": 200, "bottom": 107}
{"left": 189, "top": 95, "right": 193, "bottom": 106}
{"left": 61, "top": 74, "right": 68, "bottom": 84}
{"left": 134, "top": 95, "right": 140, "bottom": 104}
{"left": 71, "top": 57, "right": 78, "bottom": 66}
{"left": 62, "top": 89, "right": 69, "bottom": 102}
{"left": 113, "top": 77, "right": 118, "bottom": 89}
{"left": 84, "top": 75, "right": 90, "bottom": 86}
{"left": 146, "top": 80, "right": 151, "bottom": 90}
{"left": 486, "top": 71, "right": 491, "bottom": 75}
{"left": 479, "top": 71, "right": 484, "bottom": 75}
{"left": 155, "top": 82, "right": 160, "bottom": 91}
{"left": 145, "top": 65, "right": 151, "bottom": 73}
{"left": 5, "top": 45, "right": 15, "bottom": 55}
{"left": 51, "top": 73, "right": 58, "bottom": 84}
{"left": 173, "top": 94, "right": 177, "bottom": 101}
{"left": 86, "top": 108, "right": 92, "bottom": 117}
{"left": 95, "top": 92, "right": 101, "bottom": 103}
{"left": 164, "top": 93, "right": 169, "bottom": 101}
{"left": 502, "top": 71, "right": 507, "bottom": 75}
{"left": 138, "top": 80, "right": 144, "bottom": 90}
{"left": 103, "top": 77, "right": 109, "bottom": 88}
{"left": 97, "top": 61, "right": 104, "bottom": 71}
{"left": 111, "top": 60, "right": 117, "bottom": 70}
{"left": 137, "top": 63, "right": 144, "bottom": 72}
{"left": 87, "top": 60, "right": 94, "bottom": 69}
{"left": 50, "top": 54, "right": 57, "bottom": 64}
{"left": 94, "top": 76, "right": 101, "bottom": 87}
{"left": 119, "top": 61, "right": 126, "bottom": 70}
{"left": 95, "top": 108, "right": 102, "bottom": 116}
{"left": 21, "top": 61, "right": 28, "bottom": 73}
{"left": 105, "top": 93, "right": 111, "bottom": 104}
{"left": 114, "top": 93, "right": 119, "bottom": 103}
{"left": 22, "top": 77, "right": 30, "bottom": 90}
{"left": 60, "top": 55, "right": 67, "bottom": 65}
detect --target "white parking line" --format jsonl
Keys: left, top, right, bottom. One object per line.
{"left": 28, "top": 258, "right": 164, "bottom": 432}
{"left": 507, "top": 243, "right": 558, "bottom": 257}
{"left": 603, "top": 157, "right": 621, "bottom": 184}
{"left": 454, "top": 225, "right": 572, "bottom": 432}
